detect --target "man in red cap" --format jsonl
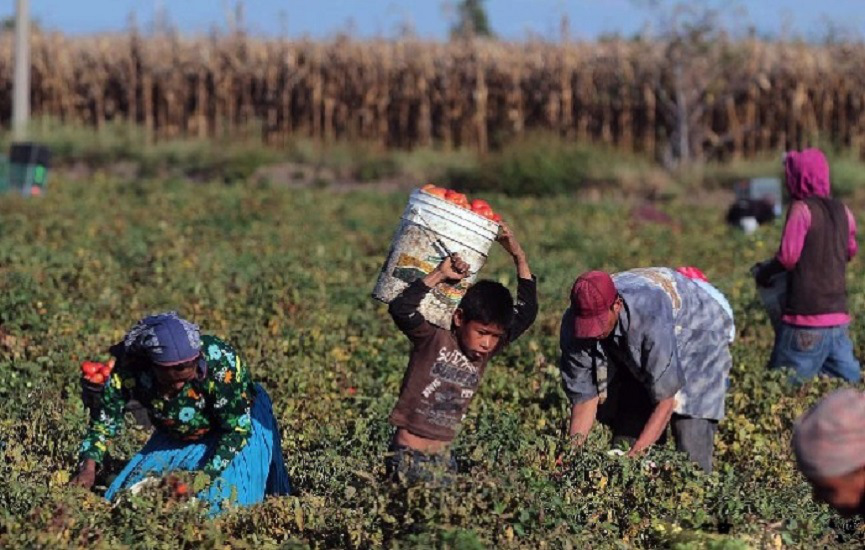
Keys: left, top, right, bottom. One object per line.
{"left": 559, "top": 268, "right": 735, "bottom": 472}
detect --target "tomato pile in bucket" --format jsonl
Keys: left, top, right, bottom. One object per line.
{"left": 421, "top": 184, "right": 502, "bottom": 222}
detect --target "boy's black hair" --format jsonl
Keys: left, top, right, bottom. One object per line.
{"left": 457, "top": 280, "right": 514, "bottom": 327}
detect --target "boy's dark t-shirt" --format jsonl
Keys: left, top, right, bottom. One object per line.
{"left": 388, "top": 277, "right": 538, "bottom": 442}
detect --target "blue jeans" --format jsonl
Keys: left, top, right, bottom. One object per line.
{"left": 770, "top": 323, "right": 861, "bottom": 383}
{"left": 385, "top": 440, "right": 457, "bottom": 485}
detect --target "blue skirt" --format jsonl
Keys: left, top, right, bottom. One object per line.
{"left": 104, "top": 384, "right": 291, "bottom": 515}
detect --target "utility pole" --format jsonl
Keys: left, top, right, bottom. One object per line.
{"left": 12, "top": 0, "right": 30, "bottom": 141}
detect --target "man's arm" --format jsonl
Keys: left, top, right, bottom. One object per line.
{"left": 559, "top": 309, "right": 602, "bottom": 444}
{"left": 497, "top": 222, "right": 538, "bottom": 341}
{"left": 624, "top": 295, "right": 684, "bottom": 456}
{"left": 627, "top": 396, "right": 676, "bottom": 457}
{"left": 569, "top": 395, "right": 599, "bottom": 444}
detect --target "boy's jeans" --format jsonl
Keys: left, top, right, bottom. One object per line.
{"left": 385, "top": 440, "right": 457, "bottom": 484}
{"left": 770, "top": 323, "right": 861, "bottom": 383}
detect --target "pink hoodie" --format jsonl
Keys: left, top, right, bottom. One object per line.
{"left": 784, "top": 148, "right": 832, "bottom": 200}
{"left": 777, "top": 148, "right": 857, "bottom": 327}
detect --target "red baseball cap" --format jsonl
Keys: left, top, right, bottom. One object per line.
{"left": 570, "top": 271, "right": 618, "bottom": 339}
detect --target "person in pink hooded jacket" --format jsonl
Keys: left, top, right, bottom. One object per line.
{"left": 756, "top": 148, "right": 860, "bottom": 382}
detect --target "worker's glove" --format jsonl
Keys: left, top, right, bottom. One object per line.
{"left": 753, "top": 259, "right": 784, "bottom": 288}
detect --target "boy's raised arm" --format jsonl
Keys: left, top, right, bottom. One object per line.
{"left": 497, "top": 222, "right": 532, "bottom": 280}
{"left": 388, "top": 254, "right": 470, "bottom": 339}
{"left": 497, "top": 222, "right": 538, "bottom": 341}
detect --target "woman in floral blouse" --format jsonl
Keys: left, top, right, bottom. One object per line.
{"left": 71, "top": 312, "right": 291, "bottom": 514}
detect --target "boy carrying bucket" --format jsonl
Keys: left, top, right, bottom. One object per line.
{"left": 385, "top": 222, "right": 537, "bottom": 483}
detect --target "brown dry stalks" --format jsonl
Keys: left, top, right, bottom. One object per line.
{"left": 3, "top": 32, "right": 865, "bottom": 160}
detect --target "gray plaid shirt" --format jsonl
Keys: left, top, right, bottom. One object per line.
{"left": 559, "top": 268, "right": 734, "bottom": 421}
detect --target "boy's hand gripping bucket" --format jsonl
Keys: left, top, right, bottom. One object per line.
{"left": 372, "top": 189, "right": 500, "bottom": 329}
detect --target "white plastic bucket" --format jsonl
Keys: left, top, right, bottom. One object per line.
{"left": 372, "top": 189, "right": 500, "bottom": 329}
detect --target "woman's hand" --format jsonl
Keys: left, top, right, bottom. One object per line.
{"left": 70, "top": 459, "right": 97, "bottom": 489}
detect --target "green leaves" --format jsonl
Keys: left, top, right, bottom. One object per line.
{"left": 1, "top": 179, "right": 863, "bottom": 547}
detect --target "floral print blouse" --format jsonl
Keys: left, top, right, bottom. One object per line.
{"left": 79, "top": 335, "right": 255, "bottom": 481}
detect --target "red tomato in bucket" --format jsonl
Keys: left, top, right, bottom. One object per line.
{"left": 469, "top": 198, "right": 500, "bottom": 222}
{"left": 472, "top": 207, "right": 493, "bottom": 219}
{"left": 470, "top": 199, "right": 490, "bottom": 212}
{"left": 444, "top": 190, "right": 469, "bottom": 208}
{"left": 90, "top": 372, "right": 106, "bottom": 385}
{"left": 422, "top": 184, "right": 448, "bottom": 199}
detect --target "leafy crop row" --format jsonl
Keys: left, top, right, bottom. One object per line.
{"left": 0, "top": 176, "right": 863, "bottom": 548}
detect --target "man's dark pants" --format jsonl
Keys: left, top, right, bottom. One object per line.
{"left": 600, "top": 367, "right": 717, "bottom": 473}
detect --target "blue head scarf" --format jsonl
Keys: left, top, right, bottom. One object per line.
{"left": 123, "top": 311, "right": 202, "bottom": 366}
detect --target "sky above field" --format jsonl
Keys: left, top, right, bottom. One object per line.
{"left": 5, "top": 0, "right": 865, "bottom": 41}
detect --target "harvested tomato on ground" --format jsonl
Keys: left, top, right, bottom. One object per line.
{"left": 174, "top": 483, "right": 189, "bottom": 497}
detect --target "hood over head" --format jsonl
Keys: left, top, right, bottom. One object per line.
{"left": 784, "top": 148, "right": 830, "bottom": 200}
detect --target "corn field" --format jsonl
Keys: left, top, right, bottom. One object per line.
{"left": 4, "top": 31, "right": 865, "bottom": 161}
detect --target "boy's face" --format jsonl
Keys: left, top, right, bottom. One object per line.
{"left": 452, "top": 309, "right": 507, "bottom": 362}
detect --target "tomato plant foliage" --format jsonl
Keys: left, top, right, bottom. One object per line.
{"left": 1, "top": 176, "right": 864, "bottom": 548}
